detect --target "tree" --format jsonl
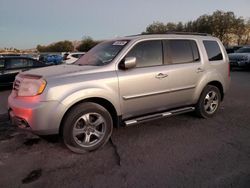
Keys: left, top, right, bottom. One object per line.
{"left": 242, "top": 19, "right": 250, "bottom": 45}
{"left": 76, "top": 37, "right": 100, "bottom": 52}
{"left": 37, "top": 40, "right": 74, "bottom": 52}
{"left": 233, "top": 18, "right": 246, "bottom": 45}
{"left": 143, "top": 10, "right": 249, "bottom": 45}
{"left": 166, "top": 22, "right": 177, "bottom": 31}
{"left": 176, "top": 22, "right": 184, "bottom": 31}
{"left": 145, "top": 22, "right": 167, "bottom": 34}
{"left": 210, "top": 11, "right": 236, "bottom": 45}
{"left": 194, "top": 14, "right": 213, "bottom": 34}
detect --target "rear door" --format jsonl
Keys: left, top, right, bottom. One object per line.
{"left": 162, "top": 39, "right": 204, "bottom": 106}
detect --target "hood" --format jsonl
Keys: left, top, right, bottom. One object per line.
{"left": 19, "top": 64, "right": 101, "bottom": 79}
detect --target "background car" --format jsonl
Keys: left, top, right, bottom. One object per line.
{"left": 0, "top": 56, "right": 50, "bottom": 87}
{"left": 228, "top": 46, "right": 250, "bottom": 69}
{"left": 225, "top": 45, "right": 243, "bottom": 54}
{"left": 63, "top": 52, "right": 85, "bottom": 64}
{"left": 39, "top": 54, "right": 63, "bottom": 65}
{"left": 0, "top": 54, "right": 21, "bottom": 57}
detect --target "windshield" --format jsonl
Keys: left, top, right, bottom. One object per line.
{"left": 75, "top": 40, "right": 129, "bottom": 66}
{"left": 235, "top": 47, "right": 250, "bottom": 53}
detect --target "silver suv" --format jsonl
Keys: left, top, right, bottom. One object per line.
{"left": 8, "top": 34, "right": 230, "bottom": 153}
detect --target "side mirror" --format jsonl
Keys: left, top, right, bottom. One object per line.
{"left": 119, "top": 57, "right": 136, "bottom": 70}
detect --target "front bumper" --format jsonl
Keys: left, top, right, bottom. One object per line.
{"left": 8, "top": 92, "right": 65, "bottom": 135}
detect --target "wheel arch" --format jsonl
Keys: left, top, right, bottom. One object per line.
{"left": 59, "top": 97, "right": 119, "bottom": 136}
{"left": 206, "top": 80, "right": 224, "bottom": 101}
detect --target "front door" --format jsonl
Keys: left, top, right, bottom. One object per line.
{"left": 117, "top": 40, "right": 173, "bottom": 119}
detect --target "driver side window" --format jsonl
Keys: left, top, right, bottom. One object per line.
{"left": 126, "top": 40, "right": 163, "bottom": 68}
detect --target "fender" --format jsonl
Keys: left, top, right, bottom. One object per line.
{"left": 193, "top": 69, "right": 225, "bottom": 103}
{"left": 60, "top": 87, "right": 121, "bottom": 115}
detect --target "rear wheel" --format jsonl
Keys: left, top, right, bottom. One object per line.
{"left": 62, "top": 102, "right": 113, "bottom": 153}
{"left": 195, "top": 85, "right": 221, "bottom": 118}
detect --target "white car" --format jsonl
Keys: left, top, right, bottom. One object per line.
{"left": 63, "top": 52, "right": 85, "bottom": 64}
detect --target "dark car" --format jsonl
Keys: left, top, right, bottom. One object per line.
{"left": 0, "top": 56, "right": 49, "bottom": 87}
{"left": 228, "top": 46, "right": 250, "bottom": 69}
{"left": 225, "top": 45, "right": 243, "bottom": 54}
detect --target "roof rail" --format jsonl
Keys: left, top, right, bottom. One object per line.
{"left": 165, "top": 31, "right": 211, "bottom": 36}
{"left": 126, "top": 32, "right": 211, "bottom": 37}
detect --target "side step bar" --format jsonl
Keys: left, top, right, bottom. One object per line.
{"left": 124, "top": 107, "right": 195, "bottom": 126}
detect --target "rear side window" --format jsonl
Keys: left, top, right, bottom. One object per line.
{"left": 126, "top": 40, "right": 163, "bottom": 68}
{"left": 165, "top": 40, "right": 200, "bottom": 64}
{"left": 203, "top": 41, "right": 223, "bottom": 61}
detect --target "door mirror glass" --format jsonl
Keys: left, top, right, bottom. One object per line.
{"left": 119, "top": 57, "right": 136, "bottom": 70}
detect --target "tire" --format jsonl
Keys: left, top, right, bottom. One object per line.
{"left": 195, "top": 85, "right": 221, "bottom": 118}
{"left": 62, "top": 102, "right": 113, "bottom": 153}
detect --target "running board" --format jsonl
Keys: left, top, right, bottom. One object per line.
{"left": 124, "top": 107, "right": 195, "bottom": 126}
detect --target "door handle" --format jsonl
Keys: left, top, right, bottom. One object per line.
{"left": 196, "top": 68, "right": 204, "bottom": 73}
{"left": 155, "top": 73, "right": 168, "bottom": 79}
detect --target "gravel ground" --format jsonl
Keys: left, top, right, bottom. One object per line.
{"left": 0, "top": 71, "right": 250, "bottom": 188}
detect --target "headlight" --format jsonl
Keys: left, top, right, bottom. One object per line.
{"left": 18, "top": 78, "right": 46, "bottom": 97}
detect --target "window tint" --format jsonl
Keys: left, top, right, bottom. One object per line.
{"left": 203, "top": 41, "right": 223, "bottom": 61}
{"left": 126, "top": 40, "right": 163, "bottom": 68}
{"left": 168, "top": 40, "right": 194, "bottom": 64}
{"left": 6, "top": 58, "right": 29, "bottom": 69}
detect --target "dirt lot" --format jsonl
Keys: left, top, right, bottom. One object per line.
{"left": 0, "top": 71, "right": 250, "bottom": 188}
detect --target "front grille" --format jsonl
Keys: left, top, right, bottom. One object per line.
{"left": 13, "top": 79, "right": 21, "bottom": 91}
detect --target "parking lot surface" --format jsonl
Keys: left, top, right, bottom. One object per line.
{"left": 0, "top": 71, "right": 250, "bottom": 188}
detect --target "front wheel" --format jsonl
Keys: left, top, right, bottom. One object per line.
{"left": 195, "top": 85, "right": 221, "bottom": 118}
{"left": 62, "top": 102, "right": 113, "bottom": 153}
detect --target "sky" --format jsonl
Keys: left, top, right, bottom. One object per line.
{"left": 0, "top": 0, "right": 249, "bottom": 49}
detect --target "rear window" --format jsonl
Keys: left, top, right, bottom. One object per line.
{"left": 203, "top": 41, "right": 223, "bottom": 61}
